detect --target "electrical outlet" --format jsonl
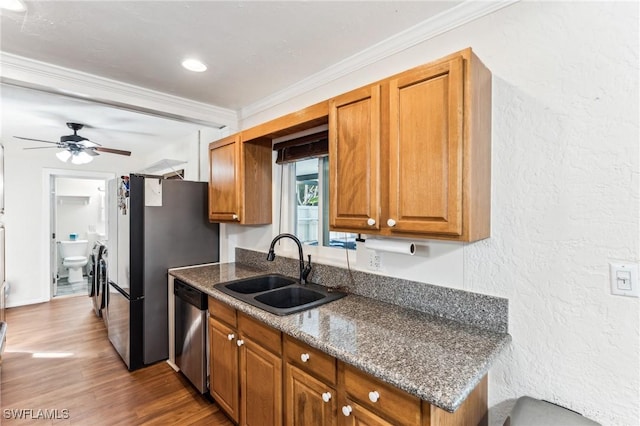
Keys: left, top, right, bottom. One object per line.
{"left": 368, "top": 251, "right": 382, "bottom": 271}
{"left": 610, "top": 263, "right": 639, "bottom": 297}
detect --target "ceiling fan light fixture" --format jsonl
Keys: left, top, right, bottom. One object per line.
{"left": 0, "top": 0, "right": 26, "bottom": 12}
{"left": 181, "top": 58, "right": 207, "bottom": 72}
{"left": 71, "top": 151, "right": 94, "bottom": 165}
{"left": 56, "top": 150, "right": 72, "bottom": 163}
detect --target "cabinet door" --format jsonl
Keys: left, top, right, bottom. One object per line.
{"left": 388, "top": 56, "right": 464, "bottom": 235}
{"left": 329, "top": 85, "right": 381, "bottom": 231}
{"left": 240, "top": 338, "right": 283, "bottom": 426}
{"left": 285, "top": 364, "right": 337, "bottom": 426}
{"left": 340, "top": 399, "right": 395, "bottom": 426}
{"left": 209, "top": 134, "right": 241, "bottom": 222}
{"left": 209, "top": 318, "right": 239, "bottom": 423}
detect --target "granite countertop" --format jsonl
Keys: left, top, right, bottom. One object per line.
{"left": 170, "top": 262, "right": 511, "bottom": 413}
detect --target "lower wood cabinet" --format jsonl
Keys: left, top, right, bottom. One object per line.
{"left": 209, "top": 297, "right": 283, "bottom": 426}
{"left": 341, "top": 363, "right": 421, "bottom": 425}
{"left": 284, "top": 335, "right": 338, "bottom": 426}
{"left": 209, "top": 297, "right": 487, "bottom": 426}
{"left": 209, "top": 317, "right": 239, "bottom": 422}
{"left": 341, "top": 399, "right": 396, "bottom": 426}
{"left": 240, "top": 336, "right": 282, "bottom": 425}
{"left": 286, "top": 364, "right": 338, "bottom": 426}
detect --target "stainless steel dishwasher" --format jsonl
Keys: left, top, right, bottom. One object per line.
{"left": 174, "top": 279, "right": 208, "bottom": 394}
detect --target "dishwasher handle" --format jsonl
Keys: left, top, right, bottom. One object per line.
{"left": 174, "top": 279, "right": 208, "bottom": 310}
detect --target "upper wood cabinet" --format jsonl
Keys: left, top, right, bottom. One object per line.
{"left": 208, "top": 134, "right": 272, "bottom": 224}
{"left": 329, "top": 48, "right": 491, "bottom": 242}
{"left": 329, "top": 85, "right": 381, "bottom": 231}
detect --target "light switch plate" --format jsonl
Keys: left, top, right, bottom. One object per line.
{"left": 609, "top": 263, "right": 639, "bottom": 297}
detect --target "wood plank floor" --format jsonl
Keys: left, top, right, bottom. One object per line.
{"left": 1, "top": 296, "right": 233, "bottom": 425}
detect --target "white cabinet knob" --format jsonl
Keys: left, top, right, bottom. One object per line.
{"left": 341, "top": 405, "right": 353, "bottom": 416}
{"left": 232, "top": 214, "right": 238, "bottom": 220}
{"left": 367, "top": 218, "right": 376, "bottom": 226}
{"left": 300, "top": 353, "right": 310, "bottom": 362}
{"left": 236, "top": 339, "right": 244, "bottom": 347}
{"left": 321, "top": 392, "right": 332, "bottom": 403}
{"left": 387, "top": 218, "right": 396, "bottom": 227}
{"left": 368, "top": 391, "right": 380, "bottom": 403}
{"left": 227, "top": 333, "right": 235, "bottom": 341}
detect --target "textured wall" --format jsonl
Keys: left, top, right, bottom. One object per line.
{"left": 232, "top": 2, "right": 639, "bottom": 425}
{"left": 462, "top": 3, "right": 640, "bottom": 424}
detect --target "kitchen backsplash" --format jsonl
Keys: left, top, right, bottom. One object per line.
{"left": 236, "top": 247, "right": 508, "bottom": 333}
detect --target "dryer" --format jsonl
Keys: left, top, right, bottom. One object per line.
{"left": 90, "top": 242, "right": 107, "bottom": 317}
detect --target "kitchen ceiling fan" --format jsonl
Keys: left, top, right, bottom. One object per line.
{"left": 14, "top": 122, "right": 132, "bottom": 165}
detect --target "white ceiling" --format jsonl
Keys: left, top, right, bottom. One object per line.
{"left": 0, "top": 1, "right": 470, "bottom": 156}
{"left": 1, "top": 1, "right": 460, "bottom": 109}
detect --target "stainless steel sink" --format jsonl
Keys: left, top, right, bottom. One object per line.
{"left": 222, "top": 274, "right": 296, "bottom": 294}
{"left": 214, "top": 275, "right": 346, "bottom": 315}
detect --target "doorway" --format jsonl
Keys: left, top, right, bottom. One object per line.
{"left": 44, "top": 169, "right": 115, "bottom": 299}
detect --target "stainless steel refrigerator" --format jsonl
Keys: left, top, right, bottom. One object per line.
{"left": 106, "top": 174, "right": 219, "bottom": 370}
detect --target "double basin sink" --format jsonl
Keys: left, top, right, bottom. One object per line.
{"left": 214, "top": 274, "right": 346, "bottom": 315}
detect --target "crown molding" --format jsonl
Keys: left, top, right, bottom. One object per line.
{"left": 0, "top": 52, "right": 238, "bottom": 128}
{"left": 240, "top": 0, "right": 519, "bottom": 122}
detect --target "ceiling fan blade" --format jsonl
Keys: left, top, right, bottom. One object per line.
{"left": 23, "top": 146, "right": 60, "bottom": 150}
{"left": 95, "top": 147, "right": 131, "bottom": 156}
{"left": 14, "top": 136, "right": 59, "bottom": 144}
{"left": 82, "top": 140, "right": 101, "bottom": 148}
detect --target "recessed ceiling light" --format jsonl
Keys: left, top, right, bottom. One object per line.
{"left": 181, "top": 58, "right": 207, "bottom": 73}
{"left": 0, "top": 0, "right": 26, "bottom": 12}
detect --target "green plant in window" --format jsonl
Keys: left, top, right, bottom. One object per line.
{"left": 297, "top": 182, "right": 319, "bottom": 206}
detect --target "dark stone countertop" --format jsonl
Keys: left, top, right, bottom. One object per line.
{"left": 170, "top": 262, "right": 511, "bottom": 413}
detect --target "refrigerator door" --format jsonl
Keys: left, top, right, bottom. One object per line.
{"left": 106, "top": 282, "right": 129, "bottom": 367}
{"left": 106, "top": 281, "right": 143, "bottom": 370}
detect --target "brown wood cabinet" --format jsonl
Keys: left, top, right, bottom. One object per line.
{"left": 340, "top": 363, "right": 421, "bottom": 425}
{"left": 208, "top": 134, "right": 272, "bottom": 224}
{"left": 329, "top": 48, "right": 491, "bottom": 242}
{"left": 341, "top": 399, "right": 396, "bottom": 426}
{"left": 284, "top": 335, "right": 338, "bottom": 426}
{"left": 209, "top": 298, "right": 488, "bottom": 426}
{"left": 208, "top": 317, "right": 239, "bottom": 422}
{"left": 329, "top": 84, "right": 381, "bottom": 231}
{"left": 286, "top": 364, "right": 337, "bottom": 426}
{"left": 208, "top": 298, "right": 283, "bottom": 425}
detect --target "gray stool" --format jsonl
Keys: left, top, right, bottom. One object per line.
{"left": 504, "top": 396, "right": 601, "bottom": 426}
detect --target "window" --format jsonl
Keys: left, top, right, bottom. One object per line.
{"left": 293, "top": 158, "right": 356, "bottom": 250}
{"left": 273, "top": 129, "right": 357, "bottom": 251}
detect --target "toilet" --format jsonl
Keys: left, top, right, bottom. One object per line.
{"left": 59, "top": 240, "right": 89, "bottom": 283}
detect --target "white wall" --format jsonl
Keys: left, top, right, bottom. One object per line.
{"left": 3, "top": 123, "right": 226, "bottom": 306}
{"left": 231, "top": 2, "right": 639, "bottom": 425}
{"left": 56, "top": 177, "right": 106, "bottom": 238}
{"left": 140, "top": 127, "right": 229, "bottom": 182}
{"left": 2, "top": 140, "right": 145, "bottom": 306}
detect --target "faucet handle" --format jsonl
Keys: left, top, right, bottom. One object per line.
{"left": 302, "top": 254, "right": 312, "bottom": 283}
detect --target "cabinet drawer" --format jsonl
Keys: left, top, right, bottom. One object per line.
{"left": 284, "top": 335, "right": 336, "bottom": 386}
{"left": 343, "top": 363, "right": 421, "bottom": 425}
{"left": 238, "top": 312, "right": 282, "bottom": 355}
{"left": 209, "top": 297, "right": 237, "bottom": 327}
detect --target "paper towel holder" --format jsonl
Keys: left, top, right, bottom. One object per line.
{"left": 364, "top": 237, "right": 416, "bottom": 256}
